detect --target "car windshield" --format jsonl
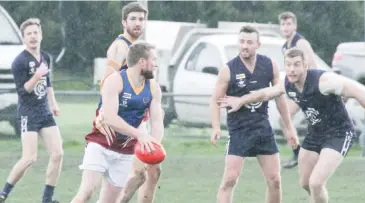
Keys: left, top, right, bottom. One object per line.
{"left": 0, "top": 11, "right": 22, "bottom": 45}
{"left": 225, "top": 44, "right": 330, "bottom": 71}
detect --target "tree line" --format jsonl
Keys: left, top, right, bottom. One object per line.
{"left": 2, "top": 1, "right": 364, "bottom": 77}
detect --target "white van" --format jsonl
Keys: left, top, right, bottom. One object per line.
{"left": 0, "top": 5, "right": 25, "bottom": 136}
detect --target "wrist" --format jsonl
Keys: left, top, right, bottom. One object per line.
{"left": 34, "top": 73, "right": 43, "bottom": 80}
{"left": 239, "top": 96, "right": 246, "bottom": 106}
{"left": 213, "top": 127, "right": 221, "bottom": 132}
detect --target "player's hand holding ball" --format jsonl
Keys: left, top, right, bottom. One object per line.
{"left": 135, "top": 134, "right": 166, "bottom": 165}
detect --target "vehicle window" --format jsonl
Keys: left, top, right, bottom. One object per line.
{"left": 185, "top": 43, "right": 222, "bottom": 72}
{"left": 225, "top": 44, "right": 331, "bottom": 71}
{"left": 0, "top": 11, "right": 22, "bottom": 44}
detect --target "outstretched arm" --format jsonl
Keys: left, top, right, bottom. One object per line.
{"left": 319, "top": 72, "right": 365, "bottom": 108}
{"left": 218, "top": 79, "right": 286, "bottom": 113}
{"left": 149, "top": 81, "right": 164, "bottom": 143}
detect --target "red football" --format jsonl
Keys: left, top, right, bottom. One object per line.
{"left": 134, "top": 142, "right": 166, "bottom": 165}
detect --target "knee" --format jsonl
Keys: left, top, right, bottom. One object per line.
{"left": 21, "top": 155, "right": 37, "bottom": 167}
{"left": 265, "top": 174, "right": 281, "bottom": 189}
{"left": 220, "top": 173, "right": 239, "bottom": 191}
{"left": 147, "top": 165, "right": 161, "bottom": 180}
{"left": 50, "top": 149, "right": 64, "bottom": 163}
{"left": 75, "top": 187, "right": 95, "bottom": 202}
{"left": 299, "top": 178, "right": 310, "bottom": 192}
{"left": 309, "top": 178, "right": 325, "bottom": 193}
{"left": 133, "top": 168, "right": 147, "bottom": 183}
{"left": 74, "top": 192, "right": 93, "bottom": 203}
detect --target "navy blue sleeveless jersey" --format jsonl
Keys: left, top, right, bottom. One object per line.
{"left": 284, "top": 69, "right": 354, "bottom": 135}
{"left": 11, "top": 50, "right": 52, "bottom": 119}
{"left": 282, "top": 32, "right": 303, "bottom": 53}
{"left": 116, "top": 35, "right": 132, "bottom": 70}
{"left": 226, "top": 54, "right": 274, "bottom": 132}
{"left": 98, "top": 70, "right": 152, "bottom": 140}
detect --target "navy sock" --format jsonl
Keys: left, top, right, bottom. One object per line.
{"left": 293, "top": 145, "right": 301, "bottom": 157}
{"left": 1, "top": 182, "right": 14, "bottom": 197}
{"left": 42, "top": 185, "right": 55, "bottom": 203}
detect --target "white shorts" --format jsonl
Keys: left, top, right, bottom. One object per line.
{"left": 79, "top": 142, "right": 133, "bottom": 188}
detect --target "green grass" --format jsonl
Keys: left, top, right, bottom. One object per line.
{"left": 0, "top": 101, "right": 364, "bottom": 202}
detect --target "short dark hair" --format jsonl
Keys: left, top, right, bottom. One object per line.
{"left": 278, "top": 12, "right": 297, "bottom": 24}
{"left": 284, "top": 48, "right": 305, "bottom": 61}
{"left": 239, "top": 25, "right": 260, "bottom": 41}
{"left": 126, "top": 41, "right": 155, "bottom": 67}
{"left": 20, "top": 18, "right": 41, "bottom": 37}
{"left": 122, "top": 2, "right": 148, "bottom": 20}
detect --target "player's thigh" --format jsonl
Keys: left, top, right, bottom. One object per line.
{"left": 309, "top": 148, "right": 344, "bottom": 185}
{"left": 98, "top": 176, "right": 123, "bottom": 203}
{"left": 222, "top": 155, "right": 244, "bottom": 182}
{"left": 77, "top": 169, "right": 103, "bottom": 196}
{"left": 107, "top": 154, "right": 134, "bottom": 188}
{"left": 79, "top": 143, "right": 108, "bottom": 173}
{"left": 39, "top": 123, "right": 63, "bottom": 156}
{"left": 257, "top": 153, "right": 281, "bottom": 181}
{"left": 131, "top": 155, "right": 147, "bottom": 172}
{"left": 20, "top": 131, "right": 39, "bottom": 159}
{"left": 298, "top": 147, "right": 319, "bottom": 186}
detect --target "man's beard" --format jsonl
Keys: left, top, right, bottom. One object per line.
{"left": 126, "top": 27, "right": 142, "bottom": 39}
{"left": 240, "top": 52, "right": 253, "bottom": 60}
{"left": 141, "top": 70, "right": 154, "bottom": 79}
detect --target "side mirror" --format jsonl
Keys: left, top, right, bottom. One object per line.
{"left": 202, "top": 66, "right": 219, "bottom": 75}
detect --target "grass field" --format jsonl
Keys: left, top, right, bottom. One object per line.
{"left": 0, "top": 101, "right": 364, "bottom": 202}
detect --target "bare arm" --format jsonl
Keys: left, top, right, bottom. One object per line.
{"left": 47, "top": 87, "right": 57, "bottom": 106}
{"left": 149, "top": 80, "right": 164, "bottom": 143}
{"left": 105, "top": 40, "right": 129, "bottom": 76}
{"left": 297, "top": 39, "right": 317, "bottom": 69}
{"left": 46, "top": 74, "right": 58, "bottom": 107}
{"left": 210, "top": 65, "right": 230, "bottom": 130}
{"left": 271, "top": 59, "right": 297, "bottom": 136}
{"left": 101, "top": 72, "right": 141, "bottom": 138}
{"left": 319, "top": 72, "right": 365, "bottom": 108}
{"left": 239, "top": 80, "right": 285, "bottom": 106}
{"left": 24, "top": 75, "right": 43, "bottom": 93}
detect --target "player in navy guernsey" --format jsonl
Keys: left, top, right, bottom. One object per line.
{"left": 220, "top": 48, "right": 365, "bottom": 203}
{"left": 278, "top": 11, "right": 318, "bottom": 169}
{"left": 210, "top": 25, "right": 298, "bottom": 203}
{"left": 0, "top": 19, "right": 63, "bottom": 203}
{"left": 71, "top": 41, "right": 164, "bottom": 203}
{"left": 102, "top": 3, "right": 164, "bottom": 203}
